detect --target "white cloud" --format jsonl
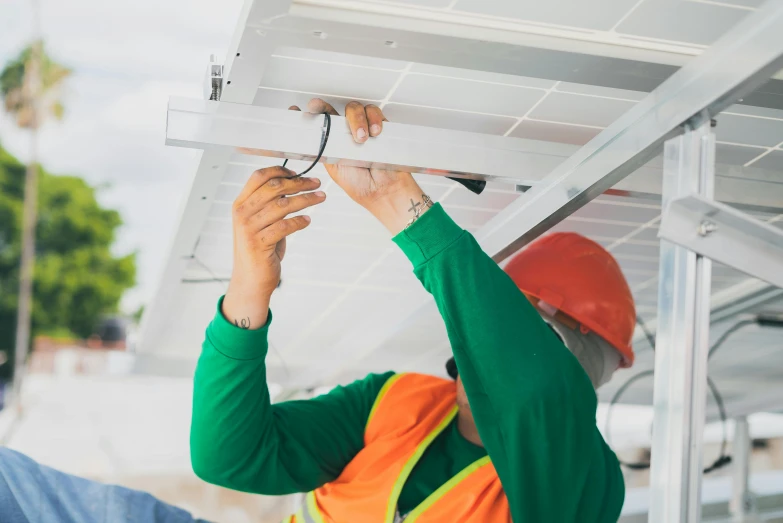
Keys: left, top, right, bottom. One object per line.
{"left": 102, "top": 81, "right": 199, "bottom": 132}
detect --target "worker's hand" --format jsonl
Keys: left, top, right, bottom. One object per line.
{"left": 222, "top": 166, "right": 325, "bottom": 329}
{"left": 289, "top": 99, "right": 415, "bottom": 207}
{"left": 290, "top": 99, "right": 429, "bottom": 234}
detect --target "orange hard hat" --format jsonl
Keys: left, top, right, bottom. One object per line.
{"left": 504, "top": 232, "right": 636, "bottom": 367}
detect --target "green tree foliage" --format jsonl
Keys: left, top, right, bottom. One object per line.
{"left": 0, "top": 41, "right": 70, "bottom": 128}
{"left": 0, "top": 146, "right": 136, "bottom": 379}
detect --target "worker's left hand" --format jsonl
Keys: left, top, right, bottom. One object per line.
{"left": 289, "top": 99, "right": 418, "bottom": 208}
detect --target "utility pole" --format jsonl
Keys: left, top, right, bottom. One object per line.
{"left": 13, "top": 0, "right": 42, "bottom": 401}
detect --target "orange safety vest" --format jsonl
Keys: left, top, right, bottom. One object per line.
{"left": 284, "top": 373, "right": 511, "bottom": 523}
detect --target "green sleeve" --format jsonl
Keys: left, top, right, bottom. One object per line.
{"left": 190, "top": 298, "right": 393, "bottom": 495}
{"left": 393, "top": 204, "right": 622, "bottom": 522}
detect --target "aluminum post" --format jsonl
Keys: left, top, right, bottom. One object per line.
{"left": 730, "top": 416, "right": 756, "bottom": 522}
{"left": 648, "top": 121, "right": 715, "bottom": 523}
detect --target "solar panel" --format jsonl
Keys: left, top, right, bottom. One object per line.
{"left": 140, "top": 0, "right": 783, "bottom": 423}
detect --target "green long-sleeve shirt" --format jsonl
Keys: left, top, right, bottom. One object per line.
{"left": 191, "top": 204, "right": 624, "bottom": 522}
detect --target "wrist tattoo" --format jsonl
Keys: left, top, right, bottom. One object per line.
{"left": 234, "top": 317, "right": 251, "bottom": 330}
{"left": 405, "top": 194, "right": 433, "bottom": 229}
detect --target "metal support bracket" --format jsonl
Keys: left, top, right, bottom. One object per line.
{"left": 204, "top": 54, "right": 224, "bottom": 101}
{"left": 659, "top": 194, "right": 783, "bottom": 289}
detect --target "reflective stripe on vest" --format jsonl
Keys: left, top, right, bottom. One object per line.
{"left": 298, "top": 491, "right": 326, "bottom": 523}
{"left": 403, "top": 456, "right": 492, "bottom": 522}
{"left": 381, "top": 406, "right": 458, "bottom": 523}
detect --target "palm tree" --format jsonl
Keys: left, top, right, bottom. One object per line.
{"left": 0, "top": 36, "right": 71, "bottom": 397}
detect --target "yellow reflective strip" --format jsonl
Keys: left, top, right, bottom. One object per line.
{"left": 385, "top": 406, "right": 459, "bottom": 523}
{"left": 404, "top": 456, "right": 492, "bottom": 522}
{"left": 305, "top": 491, "right": 327, "bottom": 523}
{"left": 366, "top": 373, "right": 405, "bottom": 432}
{"left": 293, "top": 508, "right": 304, "bottom": 523}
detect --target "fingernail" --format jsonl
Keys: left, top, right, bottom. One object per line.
{"left": 303, "top": 215, "right": 311, "bottom": 223}
{"left": 356, "top": 128, "right": 367, "bottom": 140}
{"left": 370, "top": 124, "right": 381, "bottom": 136}
{"left": 314, "top": 191, "right": 326, "bottom": 198}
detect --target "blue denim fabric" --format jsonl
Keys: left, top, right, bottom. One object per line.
{"left": 0, "top": 447, "right": 213, "bottom": 523}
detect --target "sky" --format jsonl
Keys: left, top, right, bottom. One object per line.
{"left": 0, "top": 0, "right": 245, "bottom": 313}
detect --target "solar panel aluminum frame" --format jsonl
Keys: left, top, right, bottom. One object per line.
{"left": 649, "top": 123, "right": 716, "bottom": 523}
{"left": 165, "top": 96, "right": 783, "bottom": 213}
{"left": 659, "top": 193, "right": 783, "bottom": 289}
{"left": 476, "top": 0, "right": 783, "bottom": 263}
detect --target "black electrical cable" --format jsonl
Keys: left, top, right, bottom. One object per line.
{"left": 281, "top": 111, "right": 486, "bottom": 194}
{"left": 605, "top": 316, "right": 738, "bottom": 474}
{"left": 636, "top": 314, "right": 657, "bottom": 352}
{"left": 189, "top": 254, "right": 229, "bottom": 285}
{"left": 282, "top": 112, "right": 331, "bottom": 176}
{"left": 604, "top": 369, "right": 655, "bottom": 470}
{"left": 708, "top": 318, "right": 756, "bottom": 359}
{"left": 704, "top": 376, "right": 732, "bottom": 473}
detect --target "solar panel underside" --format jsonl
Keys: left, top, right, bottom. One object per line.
{"left": 146, "top": 0, "right": 783, "bottom": 414}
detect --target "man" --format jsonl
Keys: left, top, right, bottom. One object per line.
{"left": 190, "top": 99, "right": 635, "bottom": 522}
{"left": 0, "top": 99, "right": 635, "bottom": 522}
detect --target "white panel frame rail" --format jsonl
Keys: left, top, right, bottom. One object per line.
{"left": 165, "top": 96, "right": 559, "bottom": 186}
{"left": 649, "top": 122, "right": 716, "bottom": 523}
{"left": 658, "top": 194, "right": 783, "bottom": 289}
{"left": 165, "top": 97, "right": 783, "bottom": 211}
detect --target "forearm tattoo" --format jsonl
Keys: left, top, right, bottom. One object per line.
{"left": 405, "top": 194, "right": 434, "bottom": 228}
{"left": 234, "top": 317, "right": 251, "bottom": 329}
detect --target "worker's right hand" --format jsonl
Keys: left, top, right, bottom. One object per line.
{"left": 221, "top": 166, "right": 325, "bottom": 329}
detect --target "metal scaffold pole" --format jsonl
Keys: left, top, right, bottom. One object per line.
{"left": 730, "top": 416, "right": 757, "bottom": 522}
{"left": 648, "top": 121, "right": 715, "bottom": 523}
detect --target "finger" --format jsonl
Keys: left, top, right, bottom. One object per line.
{"left": 365, "top": 104, "right": 385, "bottom": 137}
{"left": 240, "top": 176, "right": 322, "bottom": 216}
{"left": 307, "top": 98, "right": 340, "bottom": 116}
{"left": 345, "top": 101, "right": 369, "bottom": 143}
{"left": 257, "top": 215, "right": 312, "bottom": 247}
{"left": 288, "top": 105, "right": 301, "bottom": 111}
{"left": 249, "top": 191, "right": 326, "bottom": 232}
{"left": 234, "top": 166, "right": 296, "bottom": 207}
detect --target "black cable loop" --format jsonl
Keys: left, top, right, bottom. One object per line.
{"left": 282, "top": 112, "right": 331, "bottom": 176}
{"left": 605, "top": 317, "right": 743, "bottom": 474}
